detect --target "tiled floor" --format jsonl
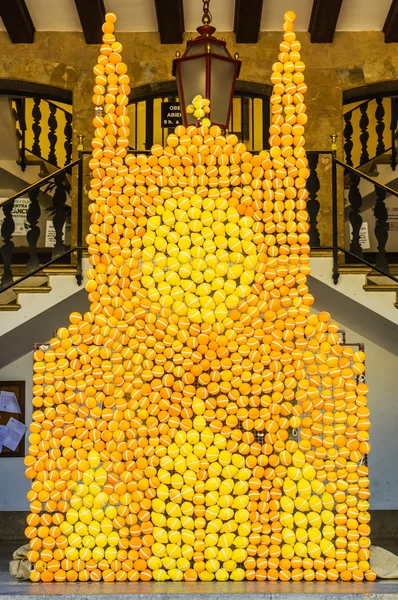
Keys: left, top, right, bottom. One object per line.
{"left": 1, "top": 540, "right": 398, "bottom": 598}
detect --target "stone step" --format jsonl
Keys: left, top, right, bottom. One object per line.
{"left": 0, "top": 275, "right": 51, "bottom": 310}
{"left": 0, "top": 302, "right": 21, "bottom": 311}
{"left": 12, "top": 285, "right": 51, "bottom": 294}
{"left": 364, "top": 284, "right": 398, "bottom": 292}
{"left": 0, "top": 578, "right": 398, "bottom": 598}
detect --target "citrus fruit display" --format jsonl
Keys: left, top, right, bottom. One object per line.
{"left": 25, "top": 10, "right": 374, "bottom": 583}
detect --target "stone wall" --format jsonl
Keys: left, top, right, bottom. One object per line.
{"left": 0, "top": 30, "right": 397, "bottom": 243}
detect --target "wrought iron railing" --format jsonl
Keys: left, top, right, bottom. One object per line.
{"left": 308, "top": 148, "right": 398, "bottom": 284}
{"left": 2, "top": 138, "right": 397, "bottom": 295}
{"left": 0, "top": 155, "right": 84, "bottom": 292}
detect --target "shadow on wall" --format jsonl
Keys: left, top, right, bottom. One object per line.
{"left": 308, "top": 275, "right": 398, "bottom": 356}
{"left": 0, "top": 288, "right": 89, "bottom": 369}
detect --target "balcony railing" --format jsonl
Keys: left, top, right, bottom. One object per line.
{"left": 0, "top": 153, "right": 85, "bottom": 293}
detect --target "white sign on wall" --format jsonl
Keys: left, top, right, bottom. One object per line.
{"left": 349, "top": 221, "right": 370, "bottom": 250}
{"left": 0, "top": 197, "right": 30, "bottom": 236}
{"left": 45, "top": 220, "right": 66, "bottom": 248}
{"left": 388, "top": 206, "right": 398, "bottom": 232}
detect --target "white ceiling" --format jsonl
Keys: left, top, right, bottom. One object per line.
{"left": 184, "top": 0, "right": 236, "bottom": 33}
{"left": 25, "top": 0, "right": 81, "bottom": 30}
{"left": 260, "top": 0, "right": 313, "bottom": 31}
{"left": 105, "top": 0, "right": 158, "bottom": 32}
{"left": 0, "top": 0, "right": 394, "bottom": 33}
{"left": 336, "top": 0, "right": 393, "bottom": 31}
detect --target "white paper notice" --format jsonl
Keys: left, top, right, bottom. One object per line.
{"left": 349, "top": 222, "right": 370, "bottom": 250}
{"left": 388, "top": 205, "right": 398, "bottom": 232}
{"left": 0, "top": 197, "right": 29, "bottom": 236}
{"left": 45, "top": 221, "right": 66, "bottom": 248}
{"left": 0, "top": 425, "right": 7, "bottom": 453}
{"left": 0, "top": 390, "right": 21, "bottom": 413}
{"left": 3, "top": 417, "right": 26, "bottom": 451}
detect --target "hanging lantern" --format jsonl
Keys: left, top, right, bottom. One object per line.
{"left": 172, "top": 0, "right": 241, "bottom": 129}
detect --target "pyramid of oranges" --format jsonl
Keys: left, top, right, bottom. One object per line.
{"left": 25, "top": 10, "right": 374, "bottom": 583}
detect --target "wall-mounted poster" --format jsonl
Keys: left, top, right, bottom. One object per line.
{"left": 0, "top": 198, "right": 30, "bottom": 236}
{"left": 0, "top": 381, "right": 26, "bottom": 457}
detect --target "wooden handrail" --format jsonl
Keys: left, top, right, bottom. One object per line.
{"left": 335, "top": 158, "right": 398, "bottom": 199}
{"left": 0, "top": 247, "right": 86, "bottom": 294}
{"left": 343, "top": 99, "right": 370, "bottom": 118}
{"left": 312, "top": 245, "right": 398, "bottom": 285}
{"left": 0, "top": 158, "right": 81, "bottom": 209}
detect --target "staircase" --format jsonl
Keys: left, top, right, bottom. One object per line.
{"left": 306, "top": 93, "right": 398, "bottom": 311}
{"left": 0, "top": 95, "right": 77, "bottom": 311}
{"left": 363, "top": 272, "right": 398, "bottom": 309}
{"left": 0, "top": 274, "right": 50, "bottom": 311}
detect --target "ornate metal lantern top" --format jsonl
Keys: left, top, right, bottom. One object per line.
{"left": 172, "top": 0, "right": 241, "bottom": 129}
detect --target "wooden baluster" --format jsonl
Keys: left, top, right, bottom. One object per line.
{"left": 52, "top": 173, "right": 67, "bottom": 258}
{"left": 375, "top": 97, "right": 386, "bottom": 158}
{"left": 31, "top": 98, "right": 42, "bottom": 158}
{"left": 347, "top": 170, "right": 363, "bottom": 258}
{"left": 374, "top": 184, "right": 389, "bottom": 272}
{"left": 48, "top": 103, "right": 58, "bottom": 166}
{"left": 359, "top": 101, "right": 370, "bottom": 166}
{"left": 343, "top": 111, "right": 354, "bottom": 167}
{"left": 307, "top": 152, "right": 321, "bottom": 247}
{"left": 0, "top": 201, "right": 15, "bottom": 287}
{"left": 64, "top": 112, "right": 72, "bottom": 166}
{"left": 26, "top": 188, "right": 41, "bottom": 272}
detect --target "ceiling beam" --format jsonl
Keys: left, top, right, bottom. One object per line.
{"left": 234, "top": 0, "right": 263, "bottom": 43}
{"left": 384, "top": 0, "right": 398, "bottom": 42}
{"left": 0, "top": 0, "right": 35, "bottom": 43}
{"left": 308, "top": 0, "right": 343, "bottom": 43}
{"left": 154, "top": 0, "right": 184, "bottom": 44}
{"left": 74, "top": 0, "right": 105, "bottom": 45}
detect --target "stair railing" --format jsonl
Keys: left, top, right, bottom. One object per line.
{"left": 2, "top": 137, "right": 397, "bottom": 295}
{"left": 12, "top": 97, "right": 73, "bottom": 169}
{"left": 343, "top": 96, "right": 397, "bottom": 170}
{"left": 309, "top": 145, "right": 398, "bottom": 285}
{"left": 0, "top": 153, "right": 85, "bottom": 293}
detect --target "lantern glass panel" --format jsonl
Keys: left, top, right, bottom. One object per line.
{"left": 210, "top": 44, "right": 229, "bottom": 57}
{"left": 179, "top": 58, "right": 206, "bottom": 122}
{"left": 210, "top": 57, "right": 236, "bottom": 127}
{"left": 186, "top": 43, "right": 207, "bottom": 56}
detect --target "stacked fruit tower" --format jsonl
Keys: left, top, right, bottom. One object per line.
{"left": 24, "top": 10, "right": 374, "bottom": 583}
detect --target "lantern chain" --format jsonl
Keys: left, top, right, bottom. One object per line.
{"left": 202, "top": 0, "right": 212, "bottom": 24}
